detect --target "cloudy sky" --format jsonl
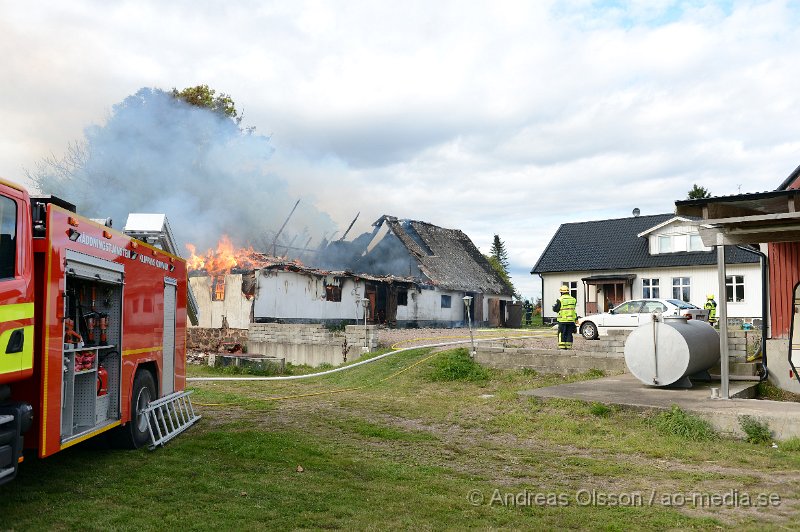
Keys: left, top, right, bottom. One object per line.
{"left": 2, "top": 0, "right": 800, "bottom": 300}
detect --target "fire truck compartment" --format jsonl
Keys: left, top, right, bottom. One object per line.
{"left": 60, "top": 251, "right": 123, "bottom": 442}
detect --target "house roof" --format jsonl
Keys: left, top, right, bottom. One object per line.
{"left": 378, "top": 216, "right": 513, "bottom": 295}
{"left": 777, "top": 162, "right": 800, "bottom": 191}
{"left": 636, "top": 216, "right": 694, "bottom": 237}
{"left": 531, "top": 213, "right": 759, "bottom": 274}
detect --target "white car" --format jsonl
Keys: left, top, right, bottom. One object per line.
{"left": 578, "top": 298, "right": 709, "bottom": 340}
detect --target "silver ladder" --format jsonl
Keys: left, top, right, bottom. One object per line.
{"left": 0, "top": 415, "right": 15, "bottom": 481}
{"left": 143, "top": 390, "right": 201, "bottom": 449}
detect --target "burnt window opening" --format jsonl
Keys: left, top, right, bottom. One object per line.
{"left": 326, "top": 284, "right": 342, "bottom": 302}
{"left": 397, "top": 290, "right": 408, "bottom": 306}
{"left": 212, "top": 275, "right": 226, "bottom": 301}
{"left": 241, "top": 271, "right": 257, "bottom": 299}
{"left": 441, "top": 294, "right": 451, "bottom": 308}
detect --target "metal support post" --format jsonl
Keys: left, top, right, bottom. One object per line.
{"left": 717, "top": 234, "right": 730, "bottom": 399}
{"left": 463, "top": 296, "right": 476, "bottom": 359}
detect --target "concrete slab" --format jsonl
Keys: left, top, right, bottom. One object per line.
{"left": 520, "top": 373, "right": 800, "bottom": 441}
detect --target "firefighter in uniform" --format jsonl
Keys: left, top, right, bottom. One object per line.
{"left": 552, "top": 285, "right": 578, "bottom": 349}
{"left": 705, "top": 293, "right": 718, "bottom": 326}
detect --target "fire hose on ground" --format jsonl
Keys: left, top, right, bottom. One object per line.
{"left": 187, "top": 331, "right": 553, "bottom": 404}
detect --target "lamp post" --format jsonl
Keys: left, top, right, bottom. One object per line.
{"left": 360, "top": 297, "right": 370, "bottom": 352}
{"left": 463, "top": 295, "right": 476, "bottom": 359}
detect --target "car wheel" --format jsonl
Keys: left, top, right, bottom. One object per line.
{"left": 580, "top": 321, "right": 599, "bottom": 340}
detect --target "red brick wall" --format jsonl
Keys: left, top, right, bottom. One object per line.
{"left": 188, "top": 327, "right": 249, "bottom": 351}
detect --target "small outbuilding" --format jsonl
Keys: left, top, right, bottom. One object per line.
{"left": 675, "top": 165, "right": 800, "bottom": 394}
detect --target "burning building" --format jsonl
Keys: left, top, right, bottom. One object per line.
{"left": 188, "top": 215, "right": 514, "bottom": 329}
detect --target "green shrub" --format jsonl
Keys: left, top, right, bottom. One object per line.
{"left": 585, "top": 369, "right": 606, "bottom": 379}
{"left": 650, "top": 405, "right": 718, "bottom": 441}
{"left": 324, "top": 321, "right": 347, "bottom": 332}
{"left": 520, "top": 368, "right": 538, "bottom": 377}
{"left": 427, "top": 348, "right": 490, "bottom": 383}
{"left": 588, "top": 403, "right": 612, "bottom": 417}
{"left": 219, "top": 361, "right": 284, "bottom": 377}
{"left": 739, "top": 415, "right": 772, "bottom": 444}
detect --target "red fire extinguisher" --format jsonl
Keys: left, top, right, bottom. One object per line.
{"left": 97, "top": 365, "right": 108, "bottom": 396}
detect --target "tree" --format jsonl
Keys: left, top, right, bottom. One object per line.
{"left": 687, "top": 184, "right": 711, "bottom": 199}
{"left": 485, "top": 254, "right": 519, "bottom": 299}
{"left": 490, "top": 234, "right": 510, "bottom": 274}
{"left": 172, "top": 84, "right": 238, "bottom": 120}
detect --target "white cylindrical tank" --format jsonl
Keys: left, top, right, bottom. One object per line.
{"left": 624, "top": 316, "right": 719, "bottom": 387}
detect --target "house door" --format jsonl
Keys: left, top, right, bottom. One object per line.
{"left": 365, "top": 284, "right": 388, "bottom": 324}
{"left": 365, "top": 285, "right": 377, "bottom": 324}
{"left": 386, "top": 286, "right": 398, "bottom": 327}
{"left": 602, "top": 283, "right": 624, "bottom": 311}
{"left": 488, "top": 298, "right": 501, "bottom": 327}
{"left": 473, "top": 293, "right": 484, "bottom": 324}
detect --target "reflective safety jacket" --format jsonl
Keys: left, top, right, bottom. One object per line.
{"left": 553, "top": 294, "right": 577, "bottom": 323}
{"left": 705, "top": 299, "right": 717, "bottom": 322}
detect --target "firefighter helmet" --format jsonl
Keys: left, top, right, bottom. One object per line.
{"left": 707, "top": 293, "right": 715, "bottom": 299}
{"left": 559, "top": 285, "right": 569, "bottom": 293}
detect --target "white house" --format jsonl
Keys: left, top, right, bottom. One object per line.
{"left": 190, "top": 215, "right": 514, "bottom": 329}
{"left": 532, "top": 214, "right": 763, "bottom": 323}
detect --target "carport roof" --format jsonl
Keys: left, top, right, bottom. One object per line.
{"left": 675, "top": 189, "right": 800, "bottom": 245}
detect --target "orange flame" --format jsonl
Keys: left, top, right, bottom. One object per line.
{"left": 185, "top": 235, "right": 262, "bottom": 275}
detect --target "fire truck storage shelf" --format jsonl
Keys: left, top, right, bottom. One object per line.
{"left": 60, "top": 251, "right": 123, "bottom": 443}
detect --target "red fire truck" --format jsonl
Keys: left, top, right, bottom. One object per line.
{"left": 0, "top": 177, "right": 197, "bottom": 486}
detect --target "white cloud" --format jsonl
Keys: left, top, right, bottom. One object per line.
{"left": 2, "top": 0, "right": 800, "bottom": 301}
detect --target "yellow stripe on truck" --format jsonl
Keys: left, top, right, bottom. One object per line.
{"left": 0, "top": 302, "right": 34, "bottom": 323}
{"left": 0, "top": 303, "right": 34, "bottom": 375}
{"left": 0, "top": 325, "right": 34, "bottom": 374}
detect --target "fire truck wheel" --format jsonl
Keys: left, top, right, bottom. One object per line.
{"left": 126, "top": 369, "right": 156, "bottom": 449}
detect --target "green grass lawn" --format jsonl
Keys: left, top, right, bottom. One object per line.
{"left": 3, "top": 347, "right": 800, "bottom": 530}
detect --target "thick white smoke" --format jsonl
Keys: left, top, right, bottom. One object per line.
{"left": 30, "top": 88, "right": 337, "bottom": 255}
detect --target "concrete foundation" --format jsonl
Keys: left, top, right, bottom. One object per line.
{"left": 766, "top": 338, "right": 800, "bottom": 394}
{"left": 521, "top": 373, "right": 800, "bottom": 441}
{"left": 475, "top": 347, "right": 626, "bottom": 374}
{"left": 248, "top": 323, "right": 378, "bottom": 367}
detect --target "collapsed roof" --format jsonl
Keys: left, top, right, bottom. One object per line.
{"left": 190, "top": 215, "right": 512, "bottom": 296}
{"left": 333, "top": 215, "right": 512, "bottom": 295}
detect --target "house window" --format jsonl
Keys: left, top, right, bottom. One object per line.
{"left": 689, "top": 234, "right": 705, "bottom": 251}
{"left": 726, "top": 275, "right": 745, "bottom": 302}
{"left": 441, "top": 295, "right": 451, "bottom": 308}
{"left": 0, "top": 195, "right": 16, "bottom": 280}
{"left": 672, "top": 277, "right": 690, "bottom": 302}
{"left": 397, "top": 290, "right": 408, "bottom": 306}
{"left": 561, "top": 281, "right": 577, "bottom": 299}
{"left": 658, "top": 235, "right": 672, "bottom": 253}
{"left": 642, "top": 278, "right": 660, "bottom": 298}
{"left": 325, "top": 284, "right": 342, "bottom": 302}
{"left": 212, "top": 275, "right": 225, "bottom": 301}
